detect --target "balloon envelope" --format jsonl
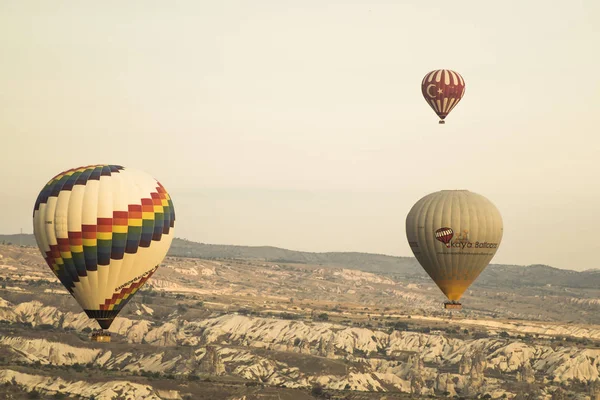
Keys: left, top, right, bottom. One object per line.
{"left": 405, "top": 190, "right": 502, "bottom": 302}
{"left": 421, "top": 69, "right": 465, "bottom": 123}
{"left": 33, "top": 165, "right": 175, "bottom": 329}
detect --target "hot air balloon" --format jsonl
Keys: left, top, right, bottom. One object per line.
{"left": 33, "top": 165, "right": 175, "bottom": 341}
{"left": 405, "top": 190, "right": 502, "bottom": 309}
{"left": 421, "top": 69, "right": 465, "bottom": 124}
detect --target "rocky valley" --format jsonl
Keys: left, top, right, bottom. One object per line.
{"left": 0, "top": 240, "right": 599, "bottom": 399}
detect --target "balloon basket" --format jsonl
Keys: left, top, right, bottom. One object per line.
{"left": 439, "top": 120, "right": 445, "bottom": 125}
{"left": 444, "top": 302, "right": 462, "bottom": 310}
{"left": 90, "top": 329, "right": 112, "bottom": 343}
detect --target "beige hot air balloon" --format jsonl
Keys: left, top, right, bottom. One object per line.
{"left": 405, "top": 190, "right": 503, "bottom": 309}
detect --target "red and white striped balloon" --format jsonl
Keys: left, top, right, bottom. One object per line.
{"left": 421, "top": 69, "right": 465, "bottom": 124}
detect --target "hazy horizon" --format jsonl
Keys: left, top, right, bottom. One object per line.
{"left": 1, "top": 227, "right": 598, "bottom": 273}
{"left": 1, "top": 1, "right": 598, "bottom": 271}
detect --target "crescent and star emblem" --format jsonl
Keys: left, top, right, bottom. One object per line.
{"left": 426, "top": 84, "right": 437, "bottom": 98}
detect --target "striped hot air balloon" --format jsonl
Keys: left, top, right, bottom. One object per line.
{"left": 405, "top": 190, "right": 503, "bottom": 309}
{"left": 435, "top": 227, "right": 454, "bottom": 248}
{"left": 33, "top": 165, "right": 175, "bottom": 339}
{"left": 421, "top": 69, "right": 465, "bottom": 124}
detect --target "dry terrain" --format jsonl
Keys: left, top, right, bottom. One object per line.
{"left": 0, "top": 239, "right": 599, "bottom": 399}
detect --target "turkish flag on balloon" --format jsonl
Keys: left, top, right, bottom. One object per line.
{"left": 421, "top": 69, "right": 465, "bottom": 124}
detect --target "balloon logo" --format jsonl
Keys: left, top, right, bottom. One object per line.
{"left": 33, "top": 165, "right": 175, "bottom": 333}
{"left": 421, "top": 69, "right": 466, "bottom": 124}
{"left": 435, "top": 227, "right": 454, "bottom": 248}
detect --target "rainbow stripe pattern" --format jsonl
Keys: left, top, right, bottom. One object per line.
{"left": 33, "top": 165, "right": 176, "bottom": 328}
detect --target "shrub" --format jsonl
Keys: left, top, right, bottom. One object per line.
{"left": 311, "top": 384, "right": 324, "bottom": 397}
{"left": 353, "top": 348, "right": 367, "bottom": 358}
{"left": 315, "top": 313, "right": 329, "bottom": 321}
{"left": 392, "top": 321, "right": 409, "bottom": 330}
{"left": 177, "top": 304, "right": 188, "bottom": 314}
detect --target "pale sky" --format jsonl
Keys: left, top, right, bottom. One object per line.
{"left": 1, "top": 1, "right": 599, "bottom": 271}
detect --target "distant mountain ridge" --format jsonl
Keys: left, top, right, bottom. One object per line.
{"left": 170, "top": 238, "right": 424, "bottom": 275}
{"left": 3, "top": 234, "right": 598, "bottom": 289}
{"left": 0, "top": 234, "right": 422, "bottom": 275}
